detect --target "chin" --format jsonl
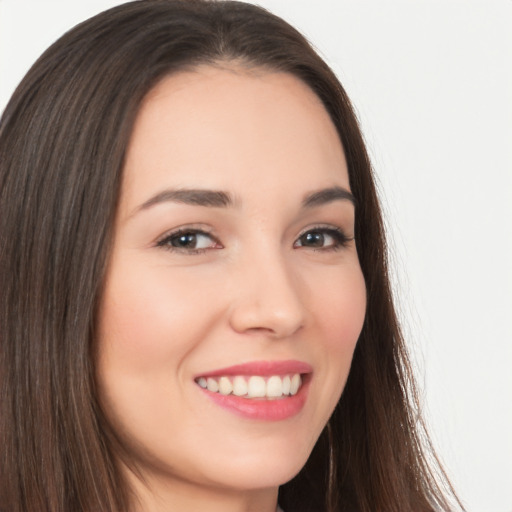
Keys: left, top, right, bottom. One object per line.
{"left": 198, "top": 436, "right": 315, "bottom": 491}
{"left": 209, "top": 459, "right": 305, "bottom": 492}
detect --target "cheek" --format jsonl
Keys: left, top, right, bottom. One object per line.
{"left": 94, "top": 258, "right": 221, "bottom": 459}
{"left": 318, "top": 263, "right": 367, "bottom": 348}
{"left": 96, "top": 258, "right": 218, "bottom": 372}
{"left": 308, "top": 263, "right": 366, "bottom": 407}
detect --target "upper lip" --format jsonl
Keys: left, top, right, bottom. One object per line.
{"left": 196, "top": 360, "right": 313, "bottom": 378}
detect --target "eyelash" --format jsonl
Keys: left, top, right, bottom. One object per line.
{"left": 156, "top": 228, "right": 220, "bottom": 254}
{"left": 155, "top": 225, "right": 353, "bottom": 254}
{"left": 294, "top": 226, "right": 352, "bottom": 251}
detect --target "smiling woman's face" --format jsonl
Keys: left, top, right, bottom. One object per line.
{"left": 96, "top": 66, "right": 366, "bottom": 508}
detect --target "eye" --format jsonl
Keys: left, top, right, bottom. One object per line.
{"left": 294, "top": 227, "right": 351, "bottom": 251}
{"left": 156, "top": 229, "right": 221, "bottom": 253}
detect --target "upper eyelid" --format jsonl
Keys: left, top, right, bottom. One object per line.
{"left": 296, "top": 224, "right": 352, "bottom": 238}
{"left": 293, "top": 226, "right": 354, "bottom": 251}
{"left": 155, "top": 225, "right": 216, "bottom": 243}
{"left": 154, "top": 229, "right": 221, "bottom": 255}
{"left": 300, "top": 226, "right": 348, "bottom": 237}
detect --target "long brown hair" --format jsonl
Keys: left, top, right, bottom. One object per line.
{"left": 0, "top": 1, "right": 462, "bottom": 511}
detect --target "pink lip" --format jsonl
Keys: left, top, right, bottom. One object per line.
{"left": 195, "top": 360, "right": 312, "bottom": 421}
{"left": 195, "top": 359, "right": 313, "bottom": 378}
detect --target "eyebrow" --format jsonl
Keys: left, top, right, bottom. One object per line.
{"left": 134, "top": 185, "right": 355, "bottom": 215}
{"left": 137, "top": 188, "right": 234, "bottom": 212}
{"left": 302, "top": 186, "right": 356, "bottom": 208}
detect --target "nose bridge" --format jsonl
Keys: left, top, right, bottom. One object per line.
{"left": 228, "top": 239, "right": 305, "bottom": 337}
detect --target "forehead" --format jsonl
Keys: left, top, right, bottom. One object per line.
{"left": 121, "top": 65, "right": 349, "bottom": 212}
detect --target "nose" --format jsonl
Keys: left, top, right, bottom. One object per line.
{"left": 228, "top": 250, "right": 305, "bottom": 339}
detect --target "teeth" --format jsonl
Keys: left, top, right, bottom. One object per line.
{"left": 196, "top": 373, "right": 303, "bottom": 399}
{"left": 232, "top": 376, "right": 248, "bottom": 396}
{"left": 247, "top": 376, "right": 266, "bottom": 398}
{"left": 218, "top": 376, "right": 233, "bottom": 395}
{"left": 282, "top": 375, "right": 291, "bottom": 395}
{"left": 206, "top": 377, "right": 219, "bottom": 393}
{"left": 266, "top": 375, "right": 283, "bottom": 397}
{"left": 290, "top": 374, "right": 301, "bottom": 395}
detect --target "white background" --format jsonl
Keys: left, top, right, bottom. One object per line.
{"left": 1, "top": 1, "right": 511, "bottom": 510}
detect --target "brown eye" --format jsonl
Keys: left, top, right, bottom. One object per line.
{"left": 157, "top": 230, "right": 219, "bottom": 252}
{"left": 170, "top": 233, "right": 201, "bottom": 248}
{"left": 298, "top": 231, "right": 327, "bottom": 247}
{"left": 294, "top": 228, "right": 350, "bottom": 250}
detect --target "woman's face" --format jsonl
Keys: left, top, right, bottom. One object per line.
{"left": 97, "top": 66, "right": 366, "bottom": 503}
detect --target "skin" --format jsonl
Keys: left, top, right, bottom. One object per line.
{"left": 96, "top": 65, "right": 367, "bottom": 512}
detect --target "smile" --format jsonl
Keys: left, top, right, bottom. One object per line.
{"left": 194, "top": 360, "right": 311, "bottom": 421}
{"left": 196, "top": 373, "right": 302, "bottom": 399}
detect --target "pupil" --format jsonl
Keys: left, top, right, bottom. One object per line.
{"left": 305, "top": 232, "right": 323, "bottom": 246}
{"left": 173, "top": 233, "right": 196, "bottom": 247}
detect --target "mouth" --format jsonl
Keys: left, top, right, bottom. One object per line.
{"left": 194, "top": 360, "right": 311, "bottom": 421}
{"left": 195, "top": 373, "right": 303, "bottom": 400}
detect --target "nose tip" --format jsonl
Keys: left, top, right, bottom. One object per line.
{"left": 228, "top": 262, "right": 305, "bottom": 339}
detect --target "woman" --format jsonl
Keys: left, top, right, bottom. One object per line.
{"left": 0, "top": 1, "right": 462, "bottom": 511}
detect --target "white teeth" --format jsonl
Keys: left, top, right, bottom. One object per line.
{"left": 206, "top": 377, "right": 219, "bottom": 393}
{"left": 232, "top": 376, "right": 248, "bottom": 396}
{"left": 282, "top": 375, "right": 291, "bottom": 395}
{"left": 266, "top": 375, "right": 283, "bottom": 397}
{"left": 197, "top": 373, "right": 303, "bottom": 399}
{"left": 218, "top": 376, "right": 233, "bottom": 395}
{"left": 247, "top": 376, "right": 266, "bottom": 398}
{"left": 290, "top": 374, "right": 301, "bottom": 395}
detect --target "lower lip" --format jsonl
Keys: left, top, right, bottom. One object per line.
{"left": 198, "top": 377, "right": 310, "bottom": 421}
